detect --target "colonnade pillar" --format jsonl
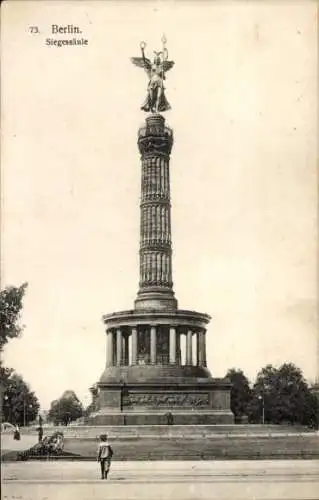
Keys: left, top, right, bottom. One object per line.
{"left": 186, "top": 330, "right": 193, "bottom": 365}
{"left": 122, "top": 333, "right": 129, "bottom": 365}
{"left": 106, "top": 330, "right": 113, "bottom": 366}
{"left": 196, "top": 332, "right": 200, "bottom": 366}
{"left": 131, "top": 327, "right": 137, "bottom": 365}
{"left": 203, "top": 330, "right": 207, "bottom": 367}
{"left": 197, "top": 330, "right": 205, "bottom": 366}
{"left": 150, "top": 326, "right": 157, "bottom": 364}
{"left": 116, "top": 329, "right": 122, "bottom": 366}
{"left": 106, "top": 325, "right": 207, "bottom": 367}
{"left": 169, "top": 327, "right": 176, "bottom": 364}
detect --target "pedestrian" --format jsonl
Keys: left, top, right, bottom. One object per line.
{"left": 13, "top": 424, "right": 21, "bottom": 441}
{"left": 37, "top": 425, "right": 43, "bottom": 442}
{"left": 97, "top": 434, "right": 113, "bottom": 480}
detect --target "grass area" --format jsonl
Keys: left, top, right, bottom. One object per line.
{"left": 62, "top": 435, "right": 319, "bottom": 461}
{"left": 2, "top": 435, "right": 318, "bottom": 462}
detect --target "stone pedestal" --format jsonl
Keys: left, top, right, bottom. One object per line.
{"left": 91, "top": 309, "right": 233, "bottom": 425}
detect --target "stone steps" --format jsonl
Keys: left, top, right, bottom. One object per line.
{"left": 22, "top": 424, "right": 311, "bottom": 440}
{"left": 64, "top": 434, "right": 319, "bottom": 460}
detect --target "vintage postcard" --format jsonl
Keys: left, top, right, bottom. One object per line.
{"left": 1, "top": 1, "right": 318, "bottom": 499}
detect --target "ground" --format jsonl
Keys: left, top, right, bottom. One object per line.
{"left": 2, "top": 431, "right": 318, "bottom": 460}
{"left": 2, "top": 460, "right": 319, "bottom": 500}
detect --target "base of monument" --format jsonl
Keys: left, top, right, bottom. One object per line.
{"left": 134, "top": 290, "right": 178, "bottom": 311}
{"left": 87, "top": 410, "right": 234, "bottom": 426}
{"left": 90, "top": 376, "right": 234, "bottom": 425}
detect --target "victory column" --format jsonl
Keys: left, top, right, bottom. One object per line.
{"left": 90, "top": 38, "right": 233, "bottom": 425}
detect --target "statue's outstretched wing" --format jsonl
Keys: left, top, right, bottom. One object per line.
{"left": 131, "top": 57, "right": 152, "bottom": 74}
{"left": 163, "top": 60, "right": 175, "bottom": 72}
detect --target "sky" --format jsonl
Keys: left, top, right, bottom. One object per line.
{"left": 1, "top": 1, "right": 318, "bottom": 410}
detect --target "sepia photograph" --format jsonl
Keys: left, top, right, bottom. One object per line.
{"left": 1, "top": 1, "right": 318, "bottom": 499}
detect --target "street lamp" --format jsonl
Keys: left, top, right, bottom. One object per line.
{"left": 23, "top": 401, "right": 33, "bottom": 427}
{"left": 3, "top": 394, "right": 12, "bottom": 423}
{"left": 258, "top": 394, "right": 265, "bottom": 424}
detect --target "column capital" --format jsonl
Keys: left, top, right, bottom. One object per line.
{"left": 177, "top": 326, "right": 187, "bottom": 335}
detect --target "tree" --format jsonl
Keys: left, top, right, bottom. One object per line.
{"left": 2, "top": 372, "right": 39, "bottom": 426}
{"left": 226, "top": 368, "right": 252, "bottom": 421}
{"left": 48, "top": 391, "right": 83, "bottom": 425}
{"left": 0, "top": 283, "right": 41, "bottom": 427}
{"left": 0, "top": 283, "right": 28, "bottom": 351}
{"left": 0, "top": 365, "right": 14, "bottom": 385}
{"left": 248, "top": 363, "right": 317, "bottom": 426}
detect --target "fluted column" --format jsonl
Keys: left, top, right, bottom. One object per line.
{"left": 203, "top": 330, "right": 207, "bottom": 367}
{"left": 176, "top": 330, "right": 181, "bottom": 365}
{"left": 169, "top": 327, "right": 176, "bottom": 364}
{"left": 186, "top": 330, "right": 193, "bottom": 365}
{"left": 131, "top": 327, "right": 137, "bottom": 365}
{"left": 106, "top": 330, "right": 113, "bottom": 366}
{"left": 196, "top": 331, "right": 200, "bottom": 366}
{"left": 139, "top": 157, "right": 172, "bottom": 289}
{"left": 116, "top": 329, "right": 122, "bottom": 366}
{"left": 135, "top": 114, "right": 177, "bottom": 310}
{"left": 123, "top": 333, "right": 129, "bottom": 366}
{"left": 150, "top": 326, "right": 157, "bottom": 364}
{"left": 198, "top": 330, "right": 205, "bottom": 366}
{"left": 198, "top": 330, "right": 207, "bottom": 367}
{"left": 112, "top": 332, "right": 117, "bottom": 365}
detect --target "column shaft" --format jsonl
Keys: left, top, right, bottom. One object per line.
{"left": 198, "top": 331, "right": 204, "bottom": 366}
{"left": 150, "top": 326, "right": 157, "bottom": 364}
{"left": 176, "top": 330, "right": 181, "bottom": 365}
{"left": 196, "top": 331, "right": 200, "bottom": 366}
{"left": 203, "top": 331, "right": 207, "bottom": 367}
{"left": 137, "top": 116, "right": 175, "bottom": 301}
{"left": 186, "top": 330, "right": 193, "bottom": 365}
{"left": 131, "top": 327, "right": 137, "bottom": 365}
{"left": 112, "top": 332, "right": 117, "bottom": 364}
{"left": 116, "top": 329, "right": 122, "bottom": 366}
{"left": 169, "top": 327, "right": 176, "bottom": 364}
{"left": 106, "top": 330, "right": 113, "bottom": 366}
{"left": 123, "top": 334, "right": 129, "bottom": 365}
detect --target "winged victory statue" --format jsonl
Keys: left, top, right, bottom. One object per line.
{"left": 131, "top": 36, "right": 174, "bottom": 113}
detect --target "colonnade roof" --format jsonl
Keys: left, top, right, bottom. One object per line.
{"left": 102, "top": 308, "right": 211, "bottom": 329}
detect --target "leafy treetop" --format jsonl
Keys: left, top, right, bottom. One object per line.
{"left": 0, "top": 283, "right": 28, "bottom": 351}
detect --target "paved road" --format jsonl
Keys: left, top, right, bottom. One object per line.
{"left": 2, "top": 460, "right": 319, "bottom": 500}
